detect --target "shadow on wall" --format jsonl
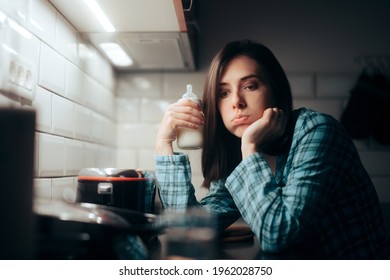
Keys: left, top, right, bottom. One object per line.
{"left": 340, "top": 57, "right": 390, "bottom": 146}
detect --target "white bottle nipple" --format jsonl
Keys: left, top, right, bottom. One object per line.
{"left": 182, "top": 84, "right": 197, "bottom": 99}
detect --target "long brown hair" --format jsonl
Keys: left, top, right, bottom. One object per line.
{"left": 201, "top": 39, "right": 293, "bottom": 188}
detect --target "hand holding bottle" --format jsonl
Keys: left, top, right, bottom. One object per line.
{"left": 156, "top": 84, "right": 204, "bottom": 155}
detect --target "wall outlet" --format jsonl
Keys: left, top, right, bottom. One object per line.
{"left": 0, "top": 15, "right": 37, "bottom": 102}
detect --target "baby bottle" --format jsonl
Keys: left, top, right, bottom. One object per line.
{"left": 177, "top": 84, "right": 203, "bottom": 150}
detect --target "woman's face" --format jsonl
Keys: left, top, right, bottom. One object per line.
{"left": 217, "top": 55, "right": 276, "bottom": 138}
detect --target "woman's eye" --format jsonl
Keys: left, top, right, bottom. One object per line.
{"left": 218, "top": 90, "right": 229, "bottom": 98}
{"left": 244, "top": 83, "right": 258, "bottom": 91}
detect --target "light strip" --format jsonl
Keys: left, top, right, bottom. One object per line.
{"left": 83, "top": 0, "right": 115, "bottom": 32}
{"left": 99, "top": 42, "right": 133, "bottom": 67}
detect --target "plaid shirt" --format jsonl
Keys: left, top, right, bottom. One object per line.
{"left": 155, "top": 108, "right": 389, "bottom": 259}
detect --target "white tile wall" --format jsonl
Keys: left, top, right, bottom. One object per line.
{"left": 163, "top": 72, "right": 206, "bottom": 98}
{"left": 54, "top": 13, "right": 78, "bottom": 65}
{"left": 51, "top": 93, "right": 74, "bottom": 137}
{"left": 316, "top": 73, "right": 357, "bottom": 97}
{"left": 52, "top": 177, "right": 75, "bottom": 202}
{"left": 39, "top": 42, "right": 66, "bottom": 95}
{"left": 33, "top": 178, "right": 51, "bottom": 199}
{"left": 33, "top": 86, "right": 52, "bottom": 132}
{"left": 65, "top": 62, "right": 86, "bottom": 103}
{"left": 37, "top": 132, "right": 64, "bottom": 177}
{"left": 1, "top": 0, "right": 389, "bottom": 207}
{"left": 116, "top": 73, "right": 163, "bottom": 99}
{"left": 28, "top": 0, "right": 57, "bottom": 46}
{"left": 288, "top": 74, "right": 315, "bottom": 97}
{"left": 0, "top": 0, "right": 116, "bottom": 201}
{"left": 63, "top": 138, "right": 84, "bottom": 176}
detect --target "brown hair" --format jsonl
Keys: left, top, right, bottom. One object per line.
{"left": 201, "top": 39, "right": 293, "bottom": 188}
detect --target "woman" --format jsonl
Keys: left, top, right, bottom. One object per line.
{"left": 154, "top": 39, "right": 389, "bottom": 259}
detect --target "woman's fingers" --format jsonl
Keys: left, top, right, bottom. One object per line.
{"left": 244, "top": 107, "right": 286, "bottom": 144}
{"left": 157, "top": 101, "right": 204, "bottom": 141}
{"left": 166, "top": 101, "right": 204, "bottom": 128}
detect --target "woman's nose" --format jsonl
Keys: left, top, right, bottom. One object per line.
{"left": 232, "top": 90, "right": 246, "bottom": 109}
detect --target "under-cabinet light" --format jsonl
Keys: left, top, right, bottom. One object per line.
{"left": 99, "top": 42, "right": 133, "bottom": 67}
{"left": 83, "top": 0, "right": 115, "bottom": 32}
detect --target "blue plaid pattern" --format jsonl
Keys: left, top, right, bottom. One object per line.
{"left": 155, "top": 108, "right": 389, "bottom": 259}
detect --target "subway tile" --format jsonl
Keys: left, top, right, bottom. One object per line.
{"left": 192, "top": 175, "right": 208, "bottom": 200}
{"left": 74, "top": 104, "right": 92, "bottom": 141}
{"left": 73, "top": 177, "right": 79, "bottom": 191}
{"left": 288, "top": 73, "right": 315, "bottom": 97}
{"left": 116, "top": 124, "right": 133, "bottom": 148}
{"left": 117, "top": 123, "right": 158, "bottom": 149}
{"left": 116, "top": 149, "right": 138, "bottom": 169}
{"left": 293, "top": 98, "right": 343, "bottom": 120}
{"left": 89, "top": 58, "right": 116, "bottom": 91}
{"left": 51, "top": 94, "right": 74, "bottom": 137}
{"left": 0, "top": 0, "right": 28, "bottom": 26}
{"left": 104, "top": 118, "right": 116, "bottom": 145}
{"left": 91, "top": 112, "right": 115, "bottom": 145}
{"left": 52, "top": 177, "right": 75, "bottom": 202}
{"left": 54, "top": 12, "right": 78, "bottom": 65}
{"left": 65, "top": 62, "right": 87, "bottom": 104}
{"left": 84, "top": 142, "right": 98, "bottom": 168}
{"left": 77, "top": 41, "right": 97, "bottom": 75}
{"left": 78, "top": 42, "right": 114, "bottom": 89}
{"left": 98, "top": 87, "right": 115, "bottom": 119}
{"left": 4, "top": 16, "right": 40, "bottom": 64}
{"left": 138, "top": 149, "right": 156, "bottom": 171}
{"left": 316, "top": 73, "right": 357, "bottom": 98}
{"left": 64, "top": 138, "right": 84, "bottom": 176}
{"left": 39, "top": 42, "right": 66, "bottom": 95}
{"left": 83, "top": 75, "right": 102, "bottom": 112}
{"left": 96, "top": 145, "right": 115, "bottom": 168}
{"left": 90, "top": 112, "right": 105, "bottom": 143}
{"left": 163, "top": 72, "right": 206, "bottom": 99}
{"left": 116, "top": 97, "right": 141, "bottom": 123}
{"left": 116, "top": 73, "right": 162, "bottom": 98}
{"left": 33, "top": 178, "right": 51, "bottom": 200}
{"left": 34, "top": 132, "right": 39, "bottom": 177}
{"left": 139, "top": 98, "right": 170, "bottom": 123}
{"left": 27, "top": 0, "right": 56, "bottom": 46}
{"left": 33, "top": 86, "right": 52, "bottom": 133}
{"left": 359, "top": 151, "right": 390, "bottom": 176}
{"left": 37, "top": 133, "right": 64, "bottom": 177}
{"left": 185, "top": 149, "right": 203, "bottom": 176}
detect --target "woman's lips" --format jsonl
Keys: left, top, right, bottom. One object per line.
{"left": 232, "top": 116, "right": 249, "bottom": 125}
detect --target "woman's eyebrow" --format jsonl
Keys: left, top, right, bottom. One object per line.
{"left": 219, "top": 74, "right": 260, "bottom": 86}
{"left": 240, "top": 74, "right": 261, "bottom": 81}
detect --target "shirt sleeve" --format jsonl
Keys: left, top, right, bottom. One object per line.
{"left": 154, "top": 153, "right": 241, "bottom": 228}
{"left": 154, "top": 153, "right": 198, "bottom": 209}
{"left": 225, "top": 112, "right": 348, "bottom": 253}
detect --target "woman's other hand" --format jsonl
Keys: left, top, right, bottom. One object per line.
{"left": 241, "top": 108, "right": 287, "bottom": 159}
